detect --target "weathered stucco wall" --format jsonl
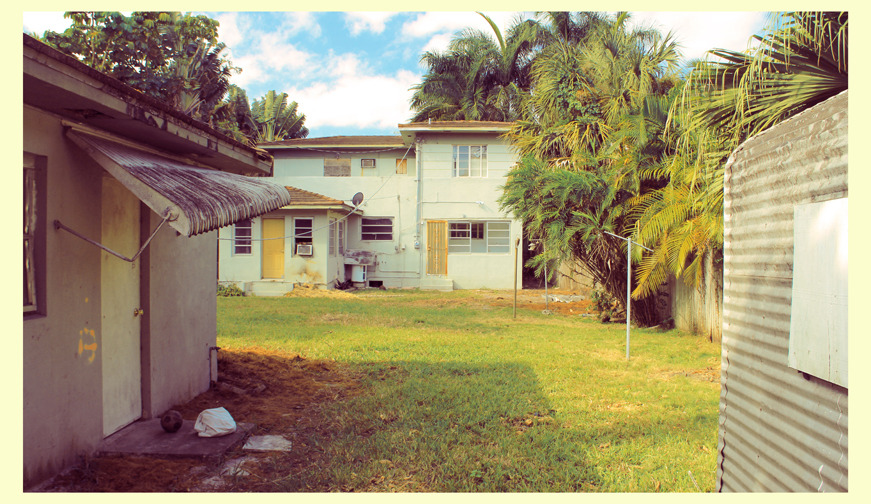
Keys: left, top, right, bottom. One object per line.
{"left": 718, "top": 90, "right": 848, "bottom": 491}
{"left": 23, "top": 105, "right": 106, "bottom": 487}
{"left": 141, "top": 218, "right": 216, "bottom": 418}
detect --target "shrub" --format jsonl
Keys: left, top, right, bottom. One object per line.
{"left": 217, "top": 283, "right": 245, "bottom": 297}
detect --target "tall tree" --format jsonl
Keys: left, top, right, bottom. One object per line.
{"left": 250, "top": 90, "right": 309, "bottom": 142}
{"left": 41, "top": 11, "right": 236, "bottom": 126}
{"left": 409, "top": 13, "right": 538, "bottom": 122}
{"left": 502, "top": 13, "right": 680, "bottom": 325}
{"left": 629, "top": 11, "right": 848, "bottom": 299}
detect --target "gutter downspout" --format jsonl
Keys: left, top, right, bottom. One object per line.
{"left": 415, "top": 139, "right": 424, "bottom": 284}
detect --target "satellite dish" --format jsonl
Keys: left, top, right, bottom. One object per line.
{"left": 352, "top": 192, "right": 364, "bottom": 207}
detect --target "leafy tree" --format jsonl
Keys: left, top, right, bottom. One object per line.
{"left": 40, "top": 12, "right": 236, "bottom": 126}
{"left": 630, "top": 11, "right": 848, "bottom": 299}
{"left": 250, "top": 90, "right": 309, "bottom": 142}
{"left": 501, "top": 13, "right": 679, "bottom": 325}
{"left": 409, "top": 13, "right": 538, "bottom": 122}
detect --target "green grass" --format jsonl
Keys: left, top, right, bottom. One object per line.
{"left": 218, "top": 289, "right": 720, "bottom": 492}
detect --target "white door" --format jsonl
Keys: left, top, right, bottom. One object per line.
{"left": 101, "top": 176, "right": 142, "bottom": 436}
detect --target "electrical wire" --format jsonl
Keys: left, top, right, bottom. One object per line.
{"left": 218, "top": 142, "right": 415, "bottom": 243}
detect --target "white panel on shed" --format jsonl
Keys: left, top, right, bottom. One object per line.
{"left": 788, "top": 197, "right": 848, "bottom": 387}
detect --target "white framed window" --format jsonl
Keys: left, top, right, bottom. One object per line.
{"left": 486, "top": 222, "right": 510, "bottom": 253}
{"left": 452, "top": 145, "right": 488, "bottom": 177}
{"left": 233, "top": 218, "right": 253, "bottom": 255}
{"left": 329, "top": 218, "right": 337, "bottom": 256}
{"left": 448, "top": 221, "right": 510, "bottom": 254}
{"left": 362, "top": 217, "right": 393, "bottom": 241}
{"left": 24, "top": 154, "right": 38, "bottom": 314}
{"left": 448, "top": 222, "right": 471, "bottom": 253}
{"left": 338, "top": 220, "right": 346, "bottom": 255}
{"left": 294, "top": 217, "right": 313, "bottom": 255}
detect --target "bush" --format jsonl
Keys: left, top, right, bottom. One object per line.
{"left": 217, "top": 283, "right": 245, "bottom": 297}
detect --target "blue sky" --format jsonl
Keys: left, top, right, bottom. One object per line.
{"left": 23, "top": 10, "right": 768, "bottom": 138}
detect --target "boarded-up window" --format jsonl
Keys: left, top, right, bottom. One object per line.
{"left": 324, "top": 158, "right": 351, "bottom": 177}
{"left": 396, "top": 158, "right": 407, "bottom": 174}
{"left": 788, "top": 197, "right": 848, "bottom": 388}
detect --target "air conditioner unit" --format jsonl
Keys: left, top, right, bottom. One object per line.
{"left": 296, "top": 244, "right": 313, "bottom": 256}
{"left": 361, "top": 158, "right": 376, "bottom": 168}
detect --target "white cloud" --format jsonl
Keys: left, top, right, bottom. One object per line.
{"left": 421, "top": 33, "right": 454, "bottom": 54}
{"left": 401, "top": 11, "right": 515, "bottom": 38}
{"left": 278, "top": 12, "right": 322, "bottom": 38}
{"left": 287, "top": 69, "right": 421, "bottom": 130}
{"left": 230, "top": 33, "right": 314, "bottom": 92}
{"left": 215, "top": 12, "right": 244, "bottom": 48}
{"left": 629, "top": 12, "right": 767, "bottom": 61}
{"left": 23, "top": 11, "right": 70, "bottom": 35}
{"left": 345, "top": 12, "right": 398, "bottom": 35}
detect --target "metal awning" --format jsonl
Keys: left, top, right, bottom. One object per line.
{"left": 66, "top": 128, "right": 292, "bottom": 237}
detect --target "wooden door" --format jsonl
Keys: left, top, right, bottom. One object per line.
{"left": 101, "top": 177, "right": 142, "bottom": 436}
{"left": 262, "top": 218, "right": 285, "bottom": 279}
{"left": 426, "top": 220, "right": 448, "bottom": 275}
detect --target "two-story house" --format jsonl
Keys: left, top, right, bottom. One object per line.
{"left": 218, "top": 121, "right": 523, "bottom": 294}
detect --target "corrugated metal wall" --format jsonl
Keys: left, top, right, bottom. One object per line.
{"left": 718, "top": 90, "right": 848, "bottom": 492}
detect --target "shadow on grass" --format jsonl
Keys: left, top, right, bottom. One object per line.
{"left": 287, "top": 358, "right": 601, "bottom": 492}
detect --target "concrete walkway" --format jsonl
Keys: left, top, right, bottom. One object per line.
{"left": 98, "top": 419, "right": 255, "bottom": 459}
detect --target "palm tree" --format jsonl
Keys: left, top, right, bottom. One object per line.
{"left": 409, "top": 13, "right": 538, "bottom": 122}
{"left": 682, "top": 11, "right": 847, "bottom": 143}
{"left": 250, "top": 90, "right": 309, "bottom": 142}
{"left": 630, "top": 11, "right": 848, "bottom": 299}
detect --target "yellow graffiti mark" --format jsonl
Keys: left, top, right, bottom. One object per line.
{"left": 78, "top": 327, "right": 98, "bottom": 364}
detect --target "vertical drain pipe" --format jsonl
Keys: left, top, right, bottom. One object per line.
{"left": 209, "top": 346, "right": 220, "bottom": 385}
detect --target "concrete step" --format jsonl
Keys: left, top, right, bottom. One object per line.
{"left": 247, "top": 281, "right": 293, "bottom": 297}
{"left": 420, "top": 276, "right": 454, "bottom": 291}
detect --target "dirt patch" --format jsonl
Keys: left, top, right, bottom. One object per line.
{"left": 37, "top": 348, "right": 363, "bottom": 492}
{"left": 284, "top": 283, "right": 359, "bottom": 299}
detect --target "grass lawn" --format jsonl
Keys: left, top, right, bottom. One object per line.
{"left": 212, "top": 288, "right": 721, "bottom": 492}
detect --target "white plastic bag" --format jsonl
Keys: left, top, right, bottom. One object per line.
{"left": 194, "top": 407, "right": 237, "bottom": 437}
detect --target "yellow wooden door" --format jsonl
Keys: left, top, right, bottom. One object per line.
{"left": 426, "top": 220, "right": 448, "bottom": 275}
{"left": 262, "top": 218, "right": 285, "bottom": 279}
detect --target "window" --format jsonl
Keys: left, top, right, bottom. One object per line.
{"left": 329, "top": 218, "right": 337, "bottom": 256}
{"left": 448, "top": 221, "right": 510, "bottom": 254}
{"left": 396, "top": 158, "right": 407, "bottom": 174}
{"left": 486, "top": 222, "right": 510, "bottom": 253}
{"left": 294, "top": 218, "right": 313, "bottom": 255}
{"left": 452, "top": 145, "right": 487, "bottom": 177}
{"left": 24, "top": 154, "right": 38, "bottom": 314}
{"left": 233, "top": 218, "right": 253, "bottom": 255}
{"left": 324, "top": 158, "right": 351, "bottom": 177}
{"left": 338, "top": 220, "right": 346, "bottom": 255}
{"left": 362, "top": 217, "right": 393, "bottom": 241}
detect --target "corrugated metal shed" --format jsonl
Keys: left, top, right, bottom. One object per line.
{"left": 719, "top": 90, "right": 848, "bottom": 492}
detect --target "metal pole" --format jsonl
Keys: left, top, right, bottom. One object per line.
{"left": 513, "top": 237, "right": 520, "bottom": 318}
{"left": 626, "top": 239, "right": 631, "bottom": 360}
{"left": 544, "top": 241, "right": 549, "bottom": 312}
{"left": 602, "top": 231, "right": 651, "bottom": 361}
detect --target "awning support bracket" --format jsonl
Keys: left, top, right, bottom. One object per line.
{"left": 54, "top": 210, "right": 175, "bottom": 263}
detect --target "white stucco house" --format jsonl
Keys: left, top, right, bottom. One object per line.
{"left": 218, "top": 121, "right": 524, "bottom": 293}
{"left": 23, "top": 34, "right": 291, "bottom": 488}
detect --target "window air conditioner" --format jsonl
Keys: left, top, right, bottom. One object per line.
{"left": 361, "top": 158, "right": 376, "bottom": 168}
{"left": 296, "top": 244, "right": 313, "bottom": 256}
